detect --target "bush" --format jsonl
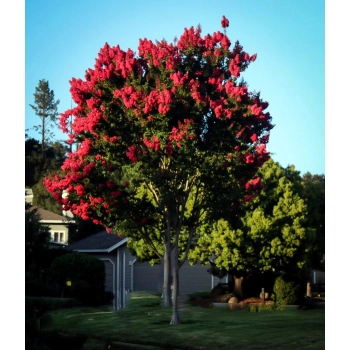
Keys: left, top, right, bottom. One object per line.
{"left": 25, "top": 277, "right": 57, "bottom": 297}
{"left": 273, "top": 276, "right": 300, "bottom": 305}
{"left": 189, "top": 291, "right": 212, "bottom": 301}
{"left": 50, "top": 252, "right": 106, "bottom": 306}
{"left": 26, "top": 297, "right": 81, "bottom": 316}
{"left": 248, "top": 304, "right": 285, "bottom": 312}
{"left": 25, "top": 297, "right": 81, "bottom": 350}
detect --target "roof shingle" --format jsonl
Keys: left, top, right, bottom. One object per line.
{"left": 68, "top": 230, "right": 126, "bottom": 251}
{"left": 27, "top": 206, "right": 74, "bottom": 221}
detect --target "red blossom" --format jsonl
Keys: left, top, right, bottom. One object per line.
{"left": 165, "top": 142, "right": 173, "bottom": 155}
{"left": 250, "top": 134, "right": 258, "bottom": 142}
{"left": 111, "top": 191, "right": 122, "bottom": 198}
{"left": 221, "top": 16, "right": 229, "bottom": 28}
{"left": 244, "top": 195, "right": 253, "bottom": 202}
{"left": 126, "top": 146, "right": 138, "bottom": 162}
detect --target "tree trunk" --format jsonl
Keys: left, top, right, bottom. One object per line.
{"left": 163, "top": 235, "right": 172, "bottom": 307}
{"left": 41, "top": 117, "right": 45, "bottom": 157}
{"left": 233, "top": 275, "right": 244, "bottom": 299}
{"left": 170, "top": 244, "right": 180, "bottom": 325}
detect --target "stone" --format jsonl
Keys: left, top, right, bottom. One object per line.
{"left": 214, "top": 293, "right": 235, "bottom": 303}
{"left": 210, "top": 284, "right": 225, "bottom": 298}
{"left": 259, "top": 292, "right": 269, "bottom": 299}
{"left": 228, "top": 297, "right": 238, "bottom": 304}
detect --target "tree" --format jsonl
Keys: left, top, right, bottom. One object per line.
{"left": 25, "top": 203, "right": 68, "bottom": 296}
{"left": 32, "top": 180, "right": 62, "bottom": 214}
{"left": 44, "top": 16, "right": 274, "bottom": 324}
{"left": 188, "top": 159, "right": 320, "bottom": 297}
{"left": 26, "top": 138, "right": 68, "bottom": 214}
{"left": 29, "top": 79, "right": 60, "bottom": 155}
{"left": 302, "top": 172, "right": 325, "bottom": 271}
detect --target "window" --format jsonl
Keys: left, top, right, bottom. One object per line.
{"left": 51, "top": 231, "right": 65, "bottom": 244}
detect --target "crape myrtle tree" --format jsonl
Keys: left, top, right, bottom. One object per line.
{"left": 43, "top": 16, "right": 274, "bottom": 324}
{"left": 188, "top": 159, "right": 319, "bottom": 298}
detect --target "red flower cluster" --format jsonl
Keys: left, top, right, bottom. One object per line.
{"left": 221, "top": 16, "right": 229, "bottom": 28}
{"left": 43, "top": 15, "right": 273, "bottom": 232}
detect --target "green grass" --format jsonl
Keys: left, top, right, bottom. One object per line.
{"left": 42, "top": 291, "right": 325, "bottom": 350}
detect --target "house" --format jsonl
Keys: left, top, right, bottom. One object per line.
{"left": 25, "top": 188, "right": 33, "bottom": 205}
{"left": 68, "top": 230, "right": 223, "bottom": 310}
{"left": 27, "top": 206, "right": 75, "bottom": 247}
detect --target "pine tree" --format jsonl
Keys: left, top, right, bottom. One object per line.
{"left": 29, "top": 79, "right": 60, "bottom": 155}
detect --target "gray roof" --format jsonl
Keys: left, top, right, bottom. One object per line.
{"left": 68, "top": 230, "right": 128, "bottom": 252}
{"left": 27, "top": 206, "right": 74, "bottom": 222}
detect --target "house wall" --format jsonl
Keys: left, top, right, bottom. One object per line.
{"left": 83, "top": 247, "right": 135, "bottom": 310}
{"left": 179, "top": 261, "right": 215, "bottom": 294}
{"left": 134, "top": 261, "right": 163, "bottom": 294}
{"left": 47, "top": 223, "right": 70, "bottom": 245}
{"left": 133, "top": 260, "right": 214, "bottom": 295}
{"left": 115, "top": 245, "right": 134, "bottom": 309}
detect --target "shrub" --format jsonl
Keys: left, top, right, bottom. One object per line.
{"left": 26, "top": 297, "right": 81, "bottom": 317}
{"left": 273, "top": 276, "right": 300, "bottom": 305}
{"left": 248, "top": 303, "right": 285, "bottom": 312}
{"left": 189, "top": 291, "right": 212, "bottom": 300}
{"left": 25, "top": 297, "right": 81, "bottom": 350}
{"left": 50, "top": 252, "right": 105, "bottom": 306}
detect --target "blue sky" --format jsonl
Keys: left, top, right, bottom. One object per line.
{"left": 25, "top": 0, "right": 325, "bottom": 176}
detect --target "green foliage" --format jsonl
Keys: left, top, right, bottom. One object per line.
{"left": 26, "top": 137, "right": 69, "bottom": 213}
{"left": 42, "top": 291, "right": 325, "bottom": 349}
{"left": 273, "top": 276, "right": 300, "bottom": 305}
{"left": 248, "top": 304, "right": 285, "bottom": 312}
{"left": 188, "top": 291, "right": 212, "bottom": 300}
{"left": 32, "top": 180, "right": 62, "bottom": 215}
{"left": 50, "top": 252, "right": 106, "bottom": 305}
{"left": 26, "top": 297, "right": 81, "bottom": 317}
{"left": 207, "top": 262, "right": 227, "bottom": 280}
{"left": 189, "top": 159, "right": 321, "bottom": 279}
{"left": 302, "top": 172, "right": 325, "bottom": 271}
{"left": 29, "top": 79, "right": 60, "bottom": 153}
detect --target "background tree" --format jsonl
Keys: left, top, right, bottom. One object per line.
{"left": 32, "top": 181, "right": 62, "bottom": 214}
{"left": 26, "top": 137, "right": 68, "bottom": 214}
{"left": 25, "top": 138, "right": 68, "bottom": 188}
{"left": 25, "top": 203, "right": 67, "bottom": 296}
{"left": 302, "top": 172, "right": 325, "bottom": 271}
{"left": 44, "top": 16, "right": 273, "bottom": 324}
{"left": 29, "top": 79, "right": 60, "bottom": 155}
{"left": 188, "top": 159, "right": 320, "bottom": 298}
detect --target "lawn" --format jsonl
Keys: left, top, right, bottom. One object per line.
{"left": 41, "top": 291, "right": 325, "bottom": 350}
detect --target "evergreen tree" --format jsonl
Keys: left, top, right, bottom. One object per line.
{"left": 29, "top": 79, "right": 60, "bottom": 155}
{"left": 302, "top": 172, "right": 325, "bottom": 271}
{"left": 188, "top": 159, "right": 321, "bottom": 297}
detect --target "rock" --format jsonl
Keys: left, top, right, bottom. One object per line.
{"left": 228, "top": 297, "right": 238, "bottom": 304}
{"left": 210, "top": 284, "right": 225, "bottom": 298}
{"left": 259, "top": 292, "right": 269, "bottom": 299}
{"left": 214, "top": 293, "right": 235, "bottom": 303}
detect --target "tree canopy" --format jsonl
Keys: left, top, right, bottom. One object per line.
{"left": 44, "top": 16, "right": 274, "bottom": 324}
{"left": 29, "top": 79, "right": 60, "bottom": 154}
{"left": 188, "top": 159, "right": 324, "bottom": 291}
